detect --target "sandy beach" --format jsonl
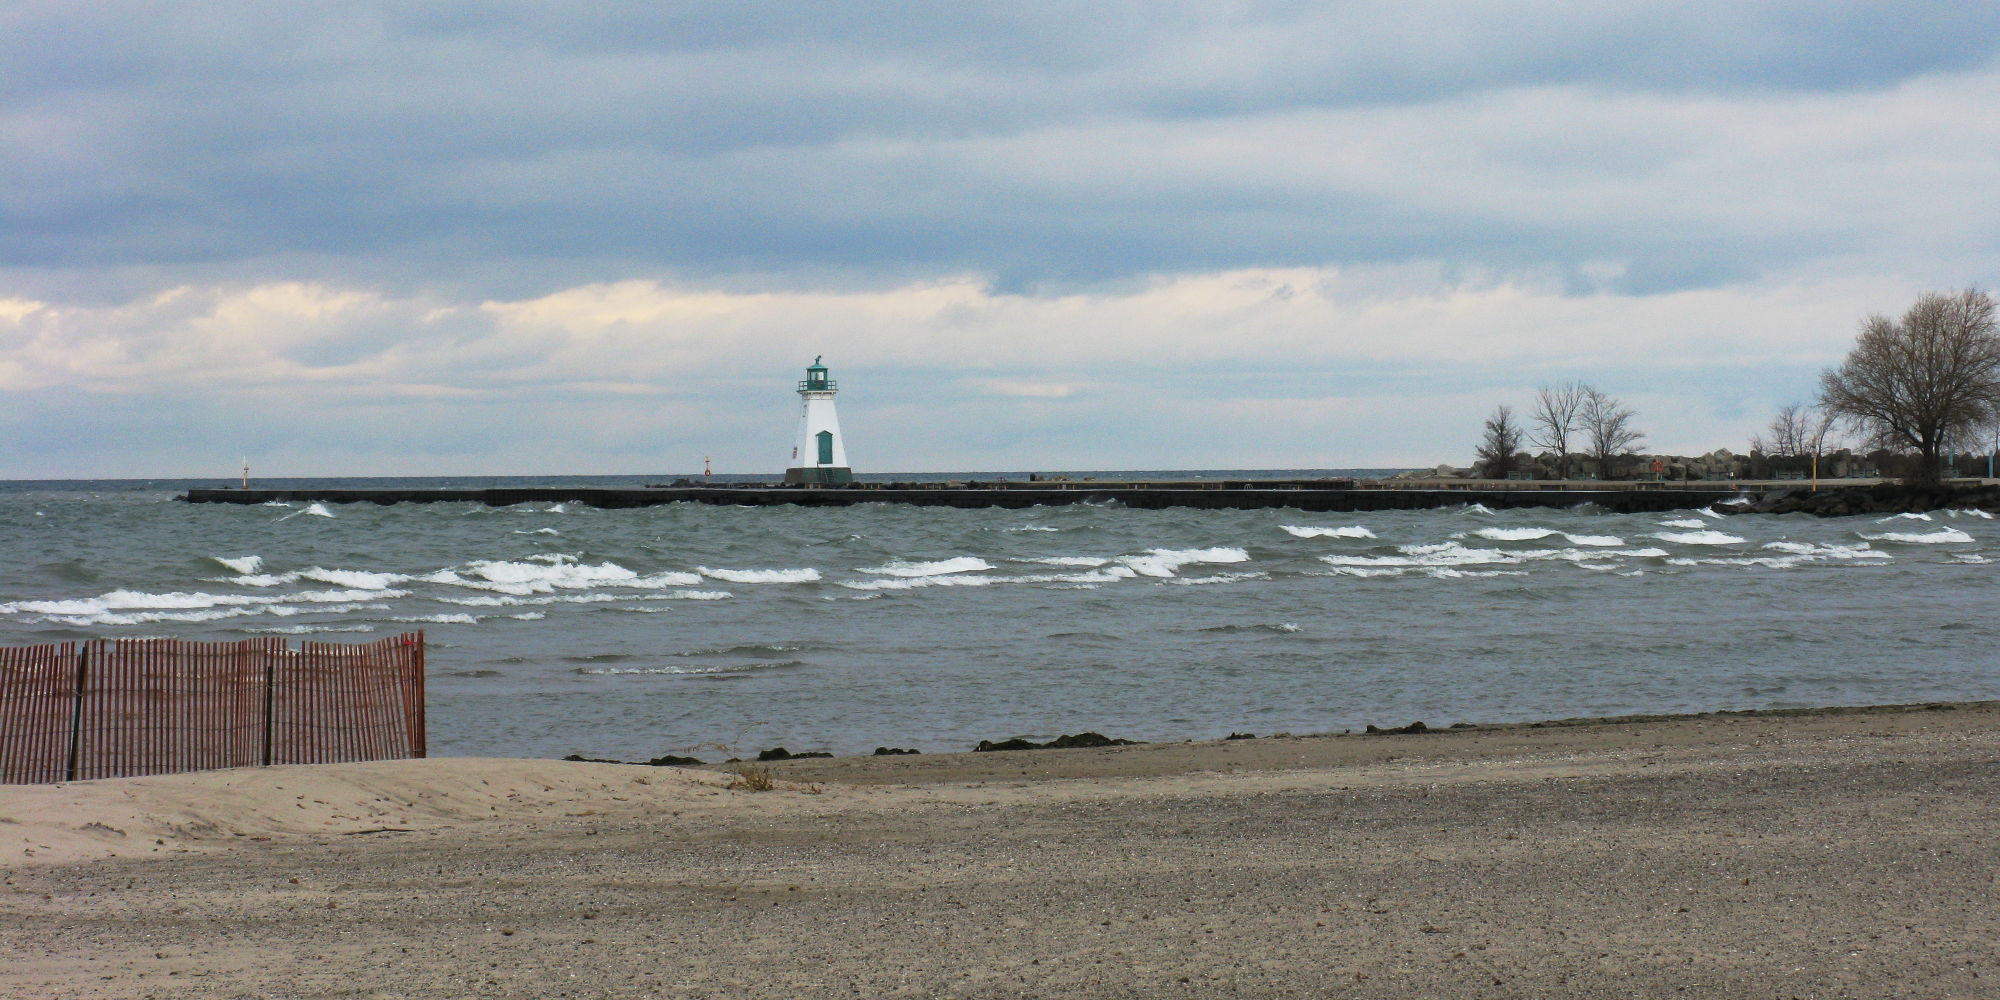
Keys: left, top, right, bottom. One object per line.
{"left": 4, "top": 701, "right": 1997, "bottom": 998}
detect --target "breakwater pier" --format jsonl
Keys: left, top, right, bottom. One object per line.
{"left": 182, "top": 480, "right": 1756, "bottom": 513}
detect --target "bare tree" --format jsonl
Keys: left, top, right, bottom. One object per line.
{"left": 1529, "top": 382, "right": 1585, "bottom": 479}
{"left": 1580, "top": 385, "right": 1644, "bottom": 479}
{"left": 1766, "top": 403, "right": 1809, "bottom": 458}
{"left": 1803, "top": 405, "right": 1839, "bottom": 459}
{"left": 1475, "top": 405, "right": 1524, "bottom": 479}
{"left": 1818, "top": 289, "right": 2000, "bottom": 486}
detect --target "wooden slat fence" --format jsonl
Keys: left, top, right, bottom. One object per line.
{"left": 0, "top": 633, "right": 424, "bottom": 784}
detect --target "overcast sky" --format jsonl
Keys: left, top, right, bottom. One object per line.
{"left": 5, "top": 2, "right": 1999, "bottom": 477}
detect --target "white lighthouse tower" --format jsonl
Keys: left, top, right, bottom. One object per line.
{"left": 784, "top": 356, "right": 853, "bottom": 485}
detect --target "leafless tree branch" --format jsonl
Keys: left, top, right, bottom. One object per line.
{"left": 1818, "top": 288, "right": 2000, "bottom": 485}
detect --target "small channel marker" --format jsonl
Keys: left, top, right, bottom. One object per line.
{"left": 784, "top": 356, "right": 853, "bottom": 485}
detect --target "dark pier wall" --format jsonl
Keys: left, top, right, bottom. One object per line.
{"left": 182, "top": 485, "right": 1745, "bottom": 514}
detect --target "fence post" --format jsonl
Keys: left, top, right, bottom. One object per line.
{"left": 412, "top": 631, "right": 426, "bottom": 758}
{"left": 261, "top": 642, "right": 277, "bottom": 767}
{"left": 64, "top": 643, "right": 89, "bottom": 782}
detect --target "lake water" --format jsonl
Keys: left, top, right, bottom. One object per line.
{"left": 2, "top": 475, "right": 1995, "bottom": 761}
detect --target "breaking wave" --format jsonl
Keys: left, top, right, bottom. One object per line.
{"left": 1116, "top": 547, "right": 1249, "bottom": 578}
{"left": 1862, "top": 527, "right": 1975, "bottom": 544}
{"left": 859, "top": 557, "right": 994, "bottom": 577}
{"left": 246, "top": 624, "right": 376, "bottom": 634}
{"left": 699, "top": 567, "right": 822, "bottom": 584}
{"left": 1282, "top": 525, "right": 1375, "bottom": 539}
{"left": 1471, "top": 527, "right": 1624, "bottom": 546}
{"left": 1653, "top": 530, "right": 1748, "bottom": 546}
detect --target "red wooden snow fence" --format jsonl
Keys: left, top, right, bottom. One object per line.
{"left": 0, "top": 632, "right": 425, "bottom": 784}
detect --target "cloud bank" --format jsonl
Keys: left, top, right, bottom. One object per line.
{"left": 3, "top": 3, "right": 1996, "bottom": 475}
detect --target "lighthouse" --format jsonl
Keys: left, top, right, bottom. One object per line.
{"left": 783, "top": 356, "right": 853, "bottom": 485}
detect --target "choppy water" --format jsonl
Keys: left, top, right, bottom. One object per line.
{"left": 2, "top": 476, "right": 1996, "bottom": 761}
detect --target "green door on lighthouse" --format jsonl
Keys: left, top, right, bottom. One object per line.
{"left": 816, "top": 431, "right": 834, "bottom": 465}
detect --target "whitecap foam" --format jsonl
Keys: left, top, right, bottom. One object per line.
{"left": 1877, "top": 512, "right": 1933, "bottom": 522}
{"left": 1315, "top": 566, "right": 1411, "bottom": 578}
{"left": 1282, "top": 525, "right": 1376, "bottom": 539}
{"left": 1116, "top": 547, "right": 1250, "bottom": 578}
{"left": 246, "top": 624, "right": 376, "bottom": 634}
{"left": 298, "top": 566, "right": 406, "bottom": 590}
{"left": 1006, "top": 525, "right": 1059, "bottom": 533}
{"left": 1473, "top": 527, "right": 1628, "bottom": 546}
{"left": 263, "top": 602, "right": 392, "bottom": 617}
{"left": 1761, "top": 541, "right": 1890, "bottom": 561}
{"left": 1862, "top": 527, "right": 1974, "bottom": 544}
{"left": 33, "top": 596, "right": 389, "bottom": 627}
{"left": 1667, "top": 555, "right": 1813, "bottom": 569}
{"left": 837, "top": 573, "right": 996, "bottom": 591}
{"left": 1321, "top": 544, "right": 1507, "bottom": 569}
{"left": 1563, "top": 533, "right": 1624, "bottom": 547}
{"left": 1460, "top": 503, "right": 1496, "bottom": 516}
{"left": 451, "top": 556, "right": 644, "bottom": 594}
{"left": 434, "top": 591, "right": 711, "bottom": 608}
{"left": 282, "top": 502, "right": 334, "bottom": 519}
{"left": 1952, "top": 508, "right": 1995, "bottom": 519}
{"left": 282, "top": 588, "right": 409, "bottom": 604}
{"left": 1653, "top": 530, "right": 1747, "bottom": 546}
{"left": 698, "top": 567, "right": 822, "bottom": 584}
{"left": 1320, "top": 541, "right": 1667, "bottom": 571}
{"left": 1659, "top": 518, "right": 1707, "bottom": 529}
{"left": 1017, "top": 556, "right": 1112, "bottom": 567}
{"left": 39, "top": 606, "right": 267, "bottom": 627}
{"left": 510, "top": 611, "right": 546, "bottom": 620}
{"left": 514, "top": 527, "right": 561, "bottom": 536}
{"left": 212, "top": 555, "right": 263, "bottom": 574}
{"left": 1163, "top": 571, "right": 1269, "bottom": 586}
{"left": 0, "top": 586, "right": 403, "bottom": 617}
{"left": 1472, "top": 527, "right": 1559, "bottom": 541}
{"left": 1006, "top": 569, "right": 1135, "bottom": 586}
{"left": 859, "top": 557, "right": 994, "bottom": 577}
{"left": 392, "top": 613, "right": 480, "bottom": 624}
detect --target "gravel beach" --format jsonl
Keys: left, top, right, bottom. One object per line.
{"left": 4, "top": 701, "right": 1997, "bottom": 998}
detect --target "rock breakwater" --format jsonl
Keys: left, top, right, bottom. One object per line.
{"left": 1729, "top": 483, "right": 2000, "bottom": 517}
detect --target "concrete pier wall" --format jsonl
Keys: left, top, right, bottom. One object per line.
{"left": 181, "top": 484, "right": 1747, "bottom": 514}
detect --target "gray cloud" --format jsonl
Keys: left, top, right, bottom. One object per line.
{"left": 6, "top": 3, "right": 2000, "bottom": 474}
{"left": 6, "top": 2, "right": 1999, "bottom": 295}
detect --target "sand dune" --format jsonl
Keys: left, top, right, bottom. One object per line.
{"left": 2, "top": 756, "right": 740, "bottom": 866}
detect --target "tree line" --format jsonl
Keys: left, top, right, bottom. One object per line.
{"left": 1475, "top": 383, "right": 1644, "bottom": 481}
{"left": 1472, "top": 288, "right": 2000, "bottom": 486}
